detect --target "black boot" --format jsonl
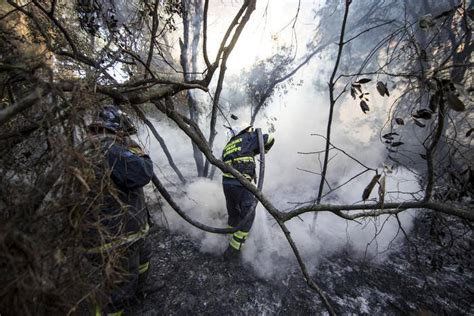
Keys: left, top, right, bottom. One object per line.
{"left": 222, "top": 245, "right": 241, "bottom": 262}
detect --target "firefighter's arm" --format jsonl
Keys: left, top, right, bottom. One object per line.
{"left": 263, "top": 133, "right": 275, "bottom": 153}
{"left": 106, "top": 142, "right": 154, "bottom": 190}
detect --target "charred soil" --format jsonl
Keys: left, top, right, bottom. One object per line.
{"left": 131, "top": 213, "right": 473, "bottom": 315}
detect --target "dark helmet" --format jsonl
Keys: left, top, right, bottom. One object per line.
{"left": 88, "top": 105, "right": 137, "bottom": 135}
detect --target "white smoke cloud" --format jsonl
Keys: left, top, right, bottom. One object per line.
{"left": 141, "top": 81, "right": 419, "bottom": 278}
{"left": 138, "top": 0, "right": 421, "bottom": 278}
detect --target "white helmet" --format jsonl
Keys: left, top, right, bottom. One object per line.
{"left": 231, "top": 121, "right": 252, "bottom": 136}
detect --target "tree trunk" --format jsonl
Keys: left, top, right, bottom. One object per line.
{"left": 181, "top": 0, "right": 205, "bottom": 177}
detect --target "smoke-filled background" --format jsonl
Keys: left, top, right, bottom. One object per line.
{"left": 133, "top": 0, "right": 421, "bottom": 278}
{"left": 2, "top": 0, "right": 471, "bottom": 314}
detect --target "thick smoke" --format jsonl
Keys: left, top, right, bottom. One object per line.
{"left": 138, "top": 0, "right": 421, "bottom": 278}
{"left": 140, "top": 81, "right": 419, "bottom": 278}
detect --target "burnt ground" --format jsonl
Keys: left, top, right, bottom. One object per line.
{"left": 130, "top": 214, "right": 473, "bottom": 315}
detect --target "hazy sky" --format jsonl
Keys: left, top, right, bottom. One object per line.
{"left": 206, "top": 0, "right": 323, "bottom": 72}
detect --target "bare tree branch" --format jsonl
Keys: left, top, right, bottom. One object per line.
{"left": 130, "top": 104, "right": 187, "bottom": 184}
{"left": 203, "top": 0, "right": 257, "bottom": 177}
{"left": 312, "top": 0, "right": 352, "bottom": 230}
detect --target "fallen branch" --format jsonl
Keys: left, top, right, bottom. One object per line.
{"left": 283, "top": 201, "right": 474, "bottom": 222}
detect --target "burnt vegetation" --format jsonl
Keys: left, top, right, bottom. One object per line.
{"left": 0, "top": 0, "right": 472, "bottom": 315}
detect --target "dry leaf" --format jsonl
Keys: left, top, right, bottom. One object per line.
{"left": 350, "top": 87, "right": 356, "bottom": 100}
{"left": 360, "top": 100, "right": 370, "bottom": 114}
{"left": 412, "top": 109, "right": 432, "bottom": 120}
{"left": 395, "top": 118, "right": 404, "bottom": 125}
{"left": 376, "top": 81, "right": 389, "bottom": 97}
{"left": 356, "top": 78, "right": 372, "bottom": 84}
{"left": 446, "top": 92, "right": 466, "bottom": 112}
{"left": 383, "top": 132, "right": 399, "bottom": 139}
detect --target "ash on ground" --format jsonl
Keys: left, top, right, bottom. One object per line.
{"left": 131, "top": 213, "right": 473, "bottom": 315}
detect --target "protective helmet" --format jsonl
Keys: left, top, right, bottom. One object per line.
{"left": 230, "top": 121, "right": 252, "bottom": 136}
{"left": 88, "top": 105, "right": 137, "bottom": 135}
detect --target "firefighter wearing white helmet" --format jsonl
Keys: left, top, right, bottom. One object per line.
{"left": 221, "top": 121, "right": 275, "bottom": 260}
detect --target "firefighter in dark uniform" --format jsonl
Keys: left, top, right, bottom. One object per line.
{"left": 85, "top": 106, "right": 154, "bottom": 315}
{"left": 222, "top": 122, "right": 275, "bottom": 259}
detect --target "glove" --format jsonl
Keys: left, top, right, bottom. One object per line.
{"left": 129, "top": 146, "right": 146, "bottom": 156}
{"left": 123, "top": 136, "right": 146, "bottom": 156}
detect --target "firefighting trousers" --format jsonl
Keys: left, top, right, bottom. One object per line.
{"left": 223, "top": 183, "right": 256, "bottom": 250}
{"left": 89, "top": 236, "right": 151, "bottom": 314}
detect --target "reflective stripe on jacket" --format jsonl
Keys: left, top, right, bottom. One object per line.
{"left": 222, "top": 129, "right": 274, "bottom": 184}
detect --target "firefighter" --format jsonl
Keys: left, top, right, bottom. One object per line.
{"left": 222, "top": 122, "right": 275, "bottom": 259}
{"left": 85, "top": 105, "right": 154, "bottom": 315}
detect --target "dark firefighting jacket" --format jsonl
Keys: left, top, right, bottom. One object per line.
{"left": 222, "top": 129, "right": 274, "bottom": 185}
{"left": 84, "top": 135, "right": 154, "bottom": 251}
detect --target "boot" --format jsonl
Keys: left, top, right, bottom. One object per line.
{"left": 222, "top": 245, "right": 241, "bottom": 262}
